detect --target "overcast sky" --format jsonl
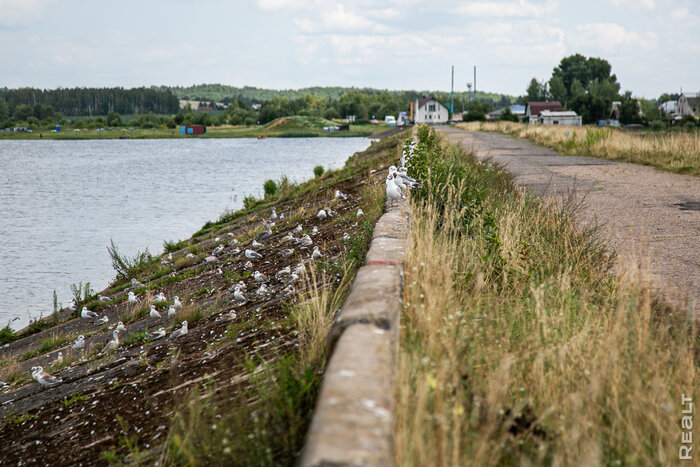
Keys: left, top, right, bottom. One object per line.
{"left": 1, "top": 0, "right": 698, "bottom": 98}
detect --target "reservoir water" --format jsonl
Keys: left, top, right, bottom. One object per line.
{"left": 0, "top": 137, "right": 371, "bottom": 330}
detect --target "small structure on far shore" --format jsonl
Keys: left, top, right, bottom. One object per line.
{"left": 179, "top": 124, "right": 206, "bottom": 135}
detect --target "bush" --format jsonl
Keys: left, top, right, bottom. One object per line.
{"left": 243, "top": 195, "right": 258, "bottom": 210}
{"left": 263, "top": 179, "right": 278, "bottom": 197}
{"left": 650, "top": 120, "right": 666, "bottom": 131}
{"left": 313, "top": 165, "right": 324, "bottom": 177}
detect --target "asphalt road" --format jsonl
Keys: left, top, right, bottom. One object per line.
{"left": 440, "top": 127, "right": 700, "bottom": 317}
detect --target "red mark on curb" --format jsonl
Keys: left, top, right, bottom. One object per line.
{"left": 366, "top": 260, "right": 402, "bottom": 266}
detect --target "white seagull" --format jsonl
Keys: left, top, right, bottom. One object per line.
{"left": 115, "top": 321, "right": 127, "bottom": 332}
{"left": 386, "top": 174, "right": 403, "bottom": 207}
{"left": 343, "top": 232, "right": 350, "bottom": 242}
{"left": 32, "top": 366, "right": 62, "bottom": 387}
{"left": 81, "top": 307, "right": 98, "bottom": 319}
{"left": 317, "top": 209, "right": 327, "bottom": 220}
{"left": 128, "top": 291, "right": 140, "bottom": 305}
{"left": 252, "top": 239, "right": 264, "bottom": 248}
{"left": 311, "top": 246, "right": 323, "bottom": 260}
{"left": 95, "top": 315, "right": 109, "bottom": 325}
{"left": 279, "top": 248, "right": 294, "bottom": 257}
{"left": 167, "top": 304, "right": 177, "bottom": 318}
{"left": 68, "top": 299, "right": 77, "bottom": 312}
{"left": 154, "top": 292, "right": 167, "bottom": 303}
{"left": 212, "top": 244, "right": 224, "bottom": 256}
{"left": 215, "top": 310, "right": 237, "bottom": 322}
{"left": 293, "top": 224, "right": 303, "bottom": 234}
{"left": 50, "top": 351, "right": 63, "bottom": 366}
{"left": 299, "top": 235, "right": 313, "bottom": 248}
{"left": 245, "top": 249, "right": 262, "bottom": 259}
{"left": 170, "top": 321, "right": 188, "bottom": 339}
{"left": 150, "top": 327, "right": 167, "bottom": 340}
{"left": 173, "top": 296, "right": 183, "bottom": 314}
{"left": 254, "top": 271, "right": 267, "bottom": 282}
{"left": 72, "top": 335, "right": 85, "bottom": 350}
{"left": 356, "top": 209, "right": 364, "bottom": 218}
{"left": 149, "top": 305, "right": 161, "bottom": 319}
{"left": 256, "top": 284, "right": 269, "bottom": 296}
{"left": 335, "top": 190, "right": 347, "bottom": 200}
{"left": 244, "top": 260, "right": 253, "bottom": 270}
{"left": 100, "top": 330, "right": 120, "bottom": 354}
{"left": 233, "top": 287, "right": 247, "bottom": 303}
{"left": 269, "top": 207, "right": 278, "bottom": 222}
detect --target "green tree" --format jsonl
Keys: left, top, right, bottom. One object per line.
{"left": 499, "top": 107, "right": 519, "bottom": 122}
{"left": 14, "top": 104, "right": 33, "bottom": 121}
{"left": 525, "top": 78, "right": 548, "bottom": 102}
{"left": 548, "top": 75, "right": 567, "bottom": 104}
{"left": 0, "top": 97, "right": 9, "bottom": 121}
{"left": 618, "top": 91, "right": 642, "bottom": 125}
{"left": 106, "top": 111, "right": 122, "bottom": 127}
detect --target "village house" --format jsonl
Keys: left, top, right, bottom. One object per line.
{"left": 525, "top": 101, "right": 563, "bottom": 123}
{"left": 677, "top": 92, "right": 700, "bottom": 116}
{"left": 537, "top": 110, "right": 582, "bottom": 126}
{"left": 410, "top": 96, "right": 449, "bottom": 124}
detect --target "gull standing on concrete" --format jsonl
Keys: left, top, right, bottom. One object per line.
{"left": 245, "top": 249, "right": 263, "bottom": 259}
{"left": 386, "top": 174, "right": 403, "bottom": 207}
{"left": 149, "top": 305, "right": 161, "bottom": 319}
{"left": 72, "top": 335, "right": 85, "bottom": 350}
{"left": 170, "top": 321, "right": 188, "bottom": 339}
{"left": 81, "top": 307, "right": 98, "bottom": 319}
{"left": 32, "top": 366, "right": 62, "bottom": 387}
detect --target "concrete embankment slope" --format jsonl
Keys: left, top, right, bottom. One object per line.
{"left": 440, "top": 127, "right": 700, "bottom": 317}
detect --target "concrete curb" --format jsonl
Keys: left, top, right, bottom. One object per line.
{"left": 301, "top": 199, "right": 409, "bottom": 466}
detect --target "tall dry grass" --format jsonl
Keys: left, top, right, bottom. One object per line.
{"left": 395, "top": 128, "right": 698, "bottom": 465}
{"left": 459, "top": 121, "right": 700, "bottom": 176}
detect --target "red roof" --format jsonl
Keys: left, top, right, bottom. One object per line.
{"left": 527, "top": 101, "right": 562, "bottom": 116}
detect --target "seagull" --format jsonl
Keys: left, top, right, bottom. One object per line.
{"left": 294, "top": 263, "right": 306, "bottom": 276}
{"left": 0, "top": 381, "right": 8, "bottom": 390}
{"left": 276, "top": 266, "right": 291, "bottom": 281}
{"left": 150, "top": 327, "right": 166, "bottom": 340}
{"left": 254, "top": 271, "right": 267, "bottom": 282}
{"left": 95, "top": 315, "right": 109, "bottom": 325}
{"left": 100, "top": 330, "right": 120, "bottom": 354}
{"left": 317, "top": 209, "right": 327, "bottom": 220}
{"left": 386, "top": 174, "right": 404, "bottom": 207}
{"left": 226, "top": 232, "right": 236, "bottom": 238}
{"left": 269, "top": 207, "right": 278, "bottom": 222}
{"left": 68, "top": 299, "right": 77, "bottom": 312}
{"left": 357, "top": 209, "right": 364, "bottom": 218}
{"left": 131, "top": 278, "right": 144, "bottom": 289}
{"left": 154, "top": 292, "right": 167, "bottom": 303}
{"left": 279, "top": 248, "right": 294, "bottom": 257}
{"left": 281, "top": 232, "right": 294, "bottom": 243}
{"left": 252, "top": 239, "right": 264, "bottom": 248}
{"left": 311, "top": 246, "right": 322, "bottom": 260}
{"left": 32, "top": 366, "right": 62, "bottom": 387}
{"left": 236, "top": 281, "right": 247, "bottom": 291}
{"left": 244, "top": 260, "right": 254, "bottom": 270}
{"left": 281, "top": 285, "right": 295, "bottom": 297}
{"left": 50, "top": 351, "right": 63, "bottom": 366}
{"left": 256, "top": 284, "right": 269, "bottom": 296}
{"left": 343, "top": 232, "right": 350, "bottom": 242}
{"left": 72, "top": 335, "right": 85, "bottom": 350}
{"left": 81, "top": 307, "right": 98, "bottom": 319}
{"left": 128, "top": 291, "right": 140, "bottom": 305}
{"left": 167, "top": 305, "right": 177, "bottom": 318}
{"left": 326, "top": 208, "right": 339, "bottom": 217}
{"left": 186, "top": 253, "right": 196, "bottom": 259}
{"left": 170, "top": 321, "right": 188, "bottom": 339}
{"left": 173, "top": 296, "right": 183, "bottom": 314}
{"left": 149, "top": 305, "right": 161, "bottom": 319}
{"left": 204, "top": 255, "right": 219, "bottom": 264}
{"left": 293, "top": 224, "right": 303, "bottom": 234}
{"left": 98, "top": 295, "right": 110, "bottom": 302}
{"left": 212, "top": 244, "right": 224, "bottom": 255}
{"left": 256, "top": 221, "right": 273, "bottom": 242}
{"left": 233, "top": 287, "right": 247, "bottom": 303}
{"left": 335, "top": 190, "right": 347, "bottom": 200}
{"left": 245, "top": 249, "right": 262, "bottom": 259}
{"left": 115, "top": 321, "right": 127, "bottom": 332}
{"left": 299, "top": 235, "right": 313, "bottom": 248}
{"left": 215, "top": 310, "right": 237, "bottom": 322}
{"left": 311, "top": 226, "right": 319, "bottom": 235}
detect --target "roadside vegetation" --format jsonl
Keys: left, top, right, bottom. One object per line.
{"left": 460, "top": 121, "right": 700, "bottom": 176}
{"left": 395, "top": 126, "right": 697, "bottom": 465}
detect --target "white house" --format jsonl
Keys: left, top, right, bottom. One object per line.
{"left": 537, "top": 110, "right": 582, "bottom": 126}
{"left": 411, "top": 96, "right": 449, "bottom": 124}
{"left": 658, "top": 100, "right": 677, "bottom": 117}
{"left": 677, "top": 92, "right": 699, "bottom": 116}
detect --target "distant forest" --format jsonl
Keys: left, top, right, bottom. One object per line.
{"left": 0, "top": 83, "right": 517, "bottom": 129}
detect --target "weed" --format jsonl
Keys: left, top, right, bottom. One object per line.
{"left": 313, "top": 165, "right": 324, "bottom": 177}
{"left": 164, "top": 239, "right": 188, "bottom": 253}
{"left": 70, "top": 281, "right": 95, "bottom": 303}
{"left": 61, "top": 393, "right": 89, "bottom": 407}
{"left": 264, "top": 179, "right": 278, "bottom": 197}
{"left": 107, "top": 239, "right": 156, "bottom": 280}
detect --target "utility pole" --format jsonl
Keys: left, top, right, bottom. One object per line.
{"left": 473, "top": 66, "right": 477, "bottom": 99}
{"left": 450, "top": 65, "right": 454, "bottom": 114}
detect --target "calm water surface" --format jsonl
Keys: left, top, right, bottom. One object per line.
{"left": 0, "top": 137, "right": 371, "bottom": 329}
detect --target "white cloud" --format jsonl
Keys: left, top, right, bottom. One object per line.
{"left": 456, "top": 0, "right": 557, "bottom": 18}
{"left": 611, "top": 0, "right": 654, "bottom": 10}
{"left": 569, "top": 23, "right": 657, "bottom": 53}
{"left": 0, "top": 0, "right": 55, "bottom": 27}
{"left": 251, "top": 0, "right": 315, "bottom": 11}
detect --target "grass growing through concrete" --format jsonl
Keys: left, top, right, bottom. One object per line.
{"left": 395, "top": 126, "right": 698, "bottom": 465}
{"left": 460, "top": 121, "right": 700, "bottom": 176}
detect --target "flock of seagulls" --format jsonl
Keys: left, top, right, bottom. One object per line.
{"left": 6, "top": 146, "right": 416, "bottom": 392}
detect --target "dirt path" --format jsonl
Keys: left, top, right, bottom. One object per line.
{"left": 440, "top": 128, "right": 700, "bottom": 317}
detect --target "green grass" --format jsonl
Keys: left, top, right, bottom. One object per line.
{"left": 395, "top": 126, "right": 698, "bottom": 465}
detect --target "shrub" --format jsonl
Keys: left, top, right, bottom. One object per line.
{"left": 243, "top": 195, "right": 258, "bottom": 210}
{"left": 313, "top": 165, "right": 324, "bottom": 177}
{"left": 650, "top": 120, "right": 666, "bottom": 131}
{"left": 263, "top": 179, "right": 278, "bottom": 197}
